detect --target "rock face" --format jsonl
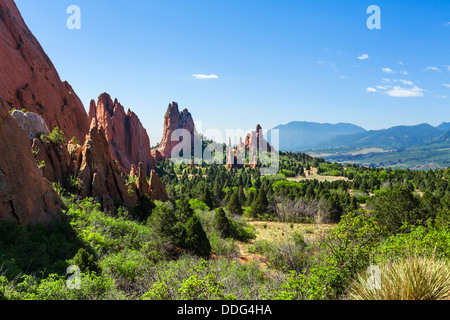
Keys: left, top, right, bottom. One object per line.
{"left": 0, "top": 96, "right": 61, "bottom": 225}
{"left": 148, "top": 170, "right": 169, "bottom": 202}
{"left": 11, "top": 110, "right": 50, "bottom": 140}
{"left": 0, "top": 0, "right": 89, "bottom": 143}
{"left": 76, "top": 126, "right": 136, "bottom": 209}
{"left": 89, "top": 93, "right": 155, "bottom": 173}
{"left": 152, "top": 102, "right": 197, "bottom": 162}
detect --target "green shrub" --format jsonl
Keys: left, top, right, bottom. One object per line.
{"left": 214, "top": 208, "right": 232, "bottom": 239}
{"left": 184, "top": 215, "right": 211, "bottom": 258}
{"left": 132, "top": 195, "right": 155, "bottom": 223}
{"left": 72, "top": 248, "right": 101, "bottom": 274}
{"left": 46, "top": 127, "right": 66, "bottom": 145}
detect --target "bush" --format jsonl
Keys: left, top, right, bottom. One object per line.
{"left": 46, "top": 127, "right": 66, "bottom": 145}
{"left": 349, "top": 256, "right": 450, "bottom": 300}
{"left": 72, "top": 248, "right": 101, "bottom": 274}
{"left": 132, "top": 195, "right": 155, "bottom": 223}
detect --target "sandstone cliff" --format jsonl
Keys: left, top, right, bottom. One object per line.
{"left": 0, "top": 96, "right": 61, "bottom": 225}
{"left": 0, "top": 0, "right": 89, "bottom": 143}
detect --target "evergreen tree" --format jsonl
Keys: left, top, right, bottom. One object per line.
{"left": 201, "top": 185, "right": 214, "bottom": 209}
{"left": 251, "top": 189, "right": 269, "bottom": 217}
{"left": 214, "top": 208, "right": 232, "bottom": 238}
{"left": 245, "top": 190, "right": 255, "bottom": 207}
{"left": 184, "top": 215, "right": 211, "bottom": 257}
{"left": 238, "top": 187, "right": 247, "bottom": 204}
{"left": 226, "top": 191, "right": 243, "bottom": 215}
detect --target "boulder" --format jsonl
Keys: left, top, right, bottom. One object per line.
{"left": 11, "top": 110, "right": 50, "bottom": 140}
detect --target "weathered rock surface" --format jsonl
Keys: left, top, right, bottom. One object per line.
{"left": 0, "top": 0, "right": 89, "bottom": 143}
{"left": 0, "top": 96, "right": 61, "bottom": 225}
{"left": 76, "top": 126, "right": 136, "bottom": 208}
{"left": 148, "top": 170, "right": 169, "bottom": 202}
{"left": 11, "top": 110, "right": 50, "bottom": 140}
{"left": 89, "top": 93, "right": 155, "bottom": 173}
{"left": 151, "top": 102, "right": 197, "bottom": 162}
{"left": 31, "top": 137, "right": 73, "bottom": 185}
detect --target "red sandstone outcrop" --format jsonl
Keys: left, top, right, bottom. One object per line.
{"left": 76, "top": 126, "right": 137, "bottom": 208}
{"left": 0, "top": 96, "right": 61, "bottom": 225}
{"left": 0, "top": 0, "right": 89, "bottom": 143}
{"left": 151, "top": 102, "right": 197, "bottom": 162}
{"left": 89, "top": 93, "right": 155, "bottom": 173}
{"left": 148, "top": 170, "right": 169, "bottom": 201}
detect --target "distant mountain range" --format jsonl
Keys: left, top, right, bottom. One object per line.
{"left": 269, "top": 121, "right": 450, "bottom": 169}
{"left": 267, "top": 121, "right": 366, "bottom": 151}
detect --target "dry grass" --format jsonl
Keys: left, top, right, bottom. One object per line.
{"left": 287, "top": 167, "right": 349, "bottom": 183}
{"left": 236, "top": 220, "right": 335, "bottom": 266}
{"left": 349, "top": 256, "right": 450, "bottom": 300}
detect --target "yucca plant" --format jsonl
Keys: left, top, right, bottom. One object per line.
{"left": 349, "top": 255, "right": 450, "bottom": 300}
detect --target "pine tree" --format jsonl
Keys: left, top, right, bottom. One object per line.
{"left": 184, "top": 215, "right": 211, "bottom": 257}
{"left": 238, "top": 187, "right": 246, "bottom": 204}
{"left": 251, "top": 189, "right": 269, "bottom": 217}
{"left": 226, "top": 191, "right": 243, "bottom": 215}
{"left": 214, "top": 207, "right": 232, "bottom": 238}
{"left": 201, "top": 185, "right": 215, "bottom": 209}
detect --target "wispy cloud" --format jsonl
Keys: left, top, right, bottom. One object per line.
{"left": 443, "top": 22, "right": 450, "bottom": 27}
{"left": 424, "top": 66, "right": 441, "bottom": 72}
{"left": 443, "top": 83, "right": 450, "bottom": 88}
{"left": 397, "top": 61, "right": 406, "bottom": 65}
{"left": 318, "top": 60, "right": 338, "bottom": 71}
{"left": 366, "top": 87, "right": 377, "bottom": 93}
{"left": 192, "top": 74, "right": 219, "bottom": 80}
{"left": 358, "top": 54, "right": 369, "bottom": 60}
{"left": 399, "top": 70, "right": 408, "bottom": 75}
{"left": 382, "top": 68, "right": 395, "bottom": 74}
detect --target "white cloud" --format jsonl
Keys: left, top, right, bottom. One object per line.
{"left": 382, "top": 68, "right": 394, "bottom": 74}
{"left": 443, "top": 22, "right": 450, "bottom": 27}
{"left": 397, "top": 61, "right": 406, "bottom": 65}
{"left": 385, "top": 86, "right": 423, "bottom": 98}
{"left": 192, "top": 74, "right": 219, "bottom": 80}
{"left": 366, "top": 87, "right": 377, "bottom": 93}
{"left": 443, "top": 83, "right": 450, "bottom": 88}
{"left": 424, "top": 66, "right": 441, "bottom": 72}
{"left": 358, "top": 54, "right": 369, "bottom": 60}
{"left": 436, "top": 94, "right": 448, "bottom": 99}
{"left": 398, "top": 79, "right": 414, "bottom": 86}
{"left": 399, "top": 70, "right": 408, "bottom": 75}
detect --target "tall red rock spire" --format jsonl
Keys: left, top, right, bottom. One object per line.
{"left": 88, "top": 93, "right": 155, "bottom": 174}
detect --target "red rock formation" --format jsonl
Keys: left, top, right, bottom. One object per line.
{"left": 76, "top": 126, "right": 136, "bottom": 208}
{"left": 89, "top": 93, "right": 155, "bottom": 173}
{"left": 32, "top": 137, "right": 73, "bottom": 185}
{"left": 0, "top": 96, "right": 61, "bottom": 225}
{"left": 0, "top": 0, "right": 89, "bottom": 143}
{"left": 148, "top": 170, "right": 169, "bottom": 202}
{"left": 151, "top": 102, "right": 197, "bottom": 162}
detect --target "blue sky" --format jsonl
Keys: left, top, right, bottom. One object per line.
{"left": 15, "top": 0, "right": 450, "bottom": 144}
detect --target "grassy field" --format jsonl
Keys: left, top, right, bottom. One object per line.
{"left": 236, "top": 220, "right": 335, "bottom": 267}
{"left": 287, "top": 167, "right": 349, "bottom": 183}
